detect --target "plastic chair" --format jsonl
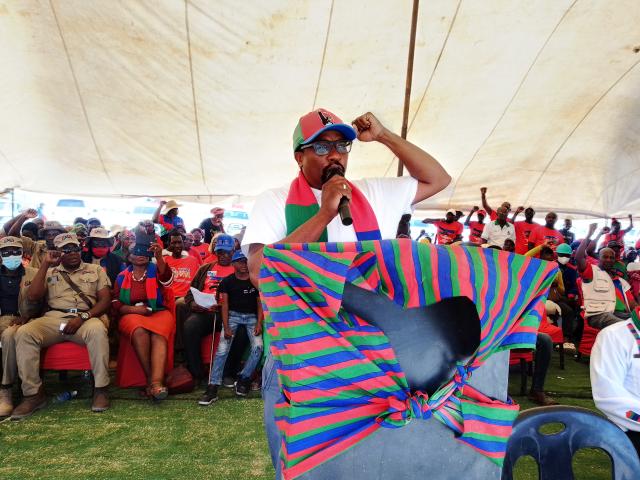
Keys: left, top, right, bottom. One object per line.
{"left": 116, "top": 291, "right": 176, "bottom": 388}
{"left": 502, "top": 405, "right": 640, "bottom": 480}
{"left": 200, "top": 332, "right": 221, "bottom": 368}
{"left": 41, "top": 342, "right": 92, "bottom": 371}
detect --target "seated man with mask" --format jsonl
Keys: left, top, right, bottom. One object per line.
{"left": 0, "top": 237, "right": 41, "bottom": 417}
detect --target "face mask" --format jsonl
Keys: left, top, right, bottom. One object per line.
{"left": 2, "top": 255, "right": 22, "bottom": 270}
{"left": 557, "top": 257, "right": 570, "bottom": 265}
{"left": 92, "top": 247, "right": 110, "bottom": 258}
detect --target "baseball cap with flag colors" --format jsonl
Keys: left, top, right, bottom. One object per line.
{"left": 292, "top": 108, "right": 357, "bottom": 152}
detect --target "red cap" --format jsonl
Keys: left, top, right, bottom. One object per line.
{"left": 292, "top": 109, "right": 356, "bottom": 152}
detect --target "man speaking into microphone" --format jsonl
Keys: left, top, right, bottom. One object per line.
{"left": 241, "top": 108, "right": 451, "bottom": 473}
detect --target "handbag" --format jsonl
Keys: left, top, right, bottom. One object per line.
{"left": 165, "top": 365, "right": 195, "bottom": 394}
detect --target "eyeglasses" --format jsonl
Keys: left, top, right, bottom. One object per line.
{"left": 299, "top": 140, "right": 352, "bottom": 156}
{"left": 60, "top": 245, "right": 82, "bottom": 254}
{"left": 0, "top": 249, "right": 22, "bottom": 257}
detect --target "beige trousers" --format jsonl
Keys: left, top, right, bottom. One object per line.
{"left": 15, "top": 314, "right": 109, "bottom": 396}
{"left": 1, "top": 315, "right": 20, "bottom": 386}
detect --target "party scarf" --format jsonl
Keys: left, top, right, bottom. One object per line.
{"left": 285, "top": 172, "right": 381, "bottom": 242}
{"left": 259, "top": 240, "right": 557, "bottom": 479}
{"left": 116, "top": 263, "right": 164, "bottom": 311}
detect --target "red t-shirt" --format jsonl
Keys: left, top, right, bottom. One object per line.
{"left": 604, "top": 231, "right": 626, "bottom": 245}
{"left": 489, "top": 211, "right": 514, "bottom": 223}
{"left": 467, "top": 221, "right": 485, "bottom": 245}
{"left": 514, "top": 221, "right": 539, "bottom": 254}
{"left": 163, "top": 255, "right": 201, "bottom": 297}
{"left": 190, "top": 243, "right": 210, "bottom": 261}
{"left": 202, "top": 263, "right": 235, "bottom": 298}
{"left": 188, "top": 247, "right": 204, "bottom": 265}
{"left": 528, "top": 226, "right": 564, "bottom": 250}
{"left": 434, "top": 221, "right": 463, "bottom": 245}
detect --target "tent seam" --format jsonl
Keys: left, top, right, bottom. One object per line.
{"left": 184, "top": 0, "right": 211, "bottom": 195}
{"left": 525, "top": 57, "right": 640, "bottom": 209}
{"left": 443, "top": 0, "right": 578, "bottom": 207}
{"left": 48, "top": 0, "right": 117, "bottom": 193}
{"left": 312, "top": 0, "right": 335, "bottom": 110}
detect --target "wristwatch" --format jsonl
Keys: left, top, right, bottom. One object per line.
{"left": 79, "top": 312, "right": 90, "bottom": 321}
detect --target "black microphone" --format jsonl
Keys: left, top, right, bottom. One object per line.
{"left": 323, "top": 168, "right": 352, "bottom": 226}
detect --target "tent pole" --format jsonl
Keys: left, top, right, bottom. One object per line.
{"left": 398, "top": 0, "right": 420, "bottom": 177}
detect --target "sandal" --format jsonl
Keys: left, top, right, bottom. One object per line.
{"left": 148, "top": 383, "right": 168, "bottom": 401}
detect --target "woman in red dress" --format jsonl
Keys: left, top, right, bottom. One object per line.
{"left": 113, "top": 241, "right": 174, "bottom": 400}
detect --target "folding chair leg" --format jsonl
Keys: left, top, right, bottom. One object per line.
{"left": 519, "top": 358, "right": 527, "bottom": 396}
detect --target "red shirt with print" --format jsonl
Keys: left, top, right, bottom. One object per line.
{"left": 163, "top": 255, "right": 201, "bottom": 297}
{"left": 202, "top": 263, "right": 235, "bottom": 298}
{"left": 528, "top": 226, "right": 564, "bottom": 250}
{"left": 190, "top": 243, "right": 210, "bottom": 261}
{"left": 434, "top": 220, "right": 463, "bottom": 245}
{"left": 604, "top": 231, "right": 626, "bottom": 245}
{"left": 514, "top": 221, "right": 539, "bottom": 254}
{"left": 467, "top": 221, "right": 485, "bottom": 245}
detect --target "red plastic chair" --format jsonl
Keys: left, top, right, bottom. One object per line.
{"left": 200, "top": 332, "right": 221, "bottom": 368}
{"left": 509, "top": 350, "right": 533, "bottom": 395}
{"left": 575, "top": 278, "right": 600, "bottom": 359}
{"left": 116, "top": 291, "right": 177, "bottom": 388}
{"left": 41, "top": 342, "right": 92, "bottom": 371}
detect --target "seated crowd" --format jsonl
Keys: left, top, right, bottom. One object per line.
{"left": 0, "top": 201, "right": 260, "bottom": 419}
{"left": 1, "top": 192, "right": 639, "bottom": 456}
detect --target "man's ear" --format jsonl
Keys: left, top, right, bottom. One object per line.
{"left": 294, "top": 151, "right": 303, "bottom": 169}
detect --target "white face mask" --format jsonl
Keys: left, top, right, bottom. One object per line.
{"left": 557, "top": 257, "right": 570, "bottom": 265}
{"left": 2, "top": 255, "right": 22, "bottom": 270}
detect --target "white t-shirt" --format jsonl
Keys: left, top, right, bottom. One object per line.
{"left": 242, "top": 176, "right": 418, "bottom": 254}
{"left": 481, "top": 220, "right": 515, "bottom": 248}
{"left": 590, "top": 320, "right": 640, "bottom": 432}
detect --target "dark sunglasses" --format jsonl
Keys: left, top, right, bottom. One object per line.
{"left": 0, "top": 249, "right": 22, "bottom": 257}
{"left": 60, "top": 245, "right": 82, "bottom": 254}
{"left": 299, "top": 140, "right": 352, "bottom": 156}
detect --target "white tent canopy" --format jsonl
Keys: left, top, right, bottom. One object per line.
{"left": 1, "top": 0, "right": 639, "bottom": 217}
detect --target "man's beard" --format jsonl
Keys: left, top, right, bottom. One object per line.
{"left": 321, "top": 164, "right": 346, "bottom": 185}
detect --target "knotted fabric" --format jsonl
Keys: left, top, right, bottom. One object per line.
{"left": 260, "top": 240, "right": 557, "bottom": 480}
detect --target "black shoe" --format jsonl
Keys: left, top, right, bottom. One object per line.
{"left": 222, "top": 376, "right": 236, "bottom": 388}
{"left": 235, "top": 377, "right": 250, "bottom": 397}
{"left": 198, "top": 384, "right": 218, "bottom": 406}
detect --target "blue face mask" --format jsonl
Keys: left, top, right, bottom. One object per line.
{"left": 2, "top": 255, "right": 22, "bottom": 271}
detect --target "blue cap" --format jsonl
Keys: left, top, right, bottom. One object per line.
{"left": 232, "top": 250, "right": 247, "bottom": 263}
{"left": 215, "top": 234, "right": 235, "bottom": 252}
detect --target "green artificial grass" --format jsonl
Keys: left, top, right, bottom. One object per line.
{"left": 0, "top": 351, "right": 616, "bottom": 479}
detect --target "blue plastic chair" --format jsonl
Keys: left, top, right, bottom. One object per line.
{"left": 502, "top": 405, "right": 640, "bottom": 480}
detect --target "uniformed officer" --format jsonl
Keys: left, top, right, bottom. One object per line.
{"left": 11, "top": 233, "right": 112, "bottom": 419}
{"left": 0, "top": 236, "right": 41, "bottom": 417}
{"left": 29, "top": 220, "right": 65, "bottom": 269}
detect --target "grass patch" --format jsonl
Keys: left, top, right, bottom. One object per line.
{"left": 0, "top": 351, "right": 614, "bottom": 479}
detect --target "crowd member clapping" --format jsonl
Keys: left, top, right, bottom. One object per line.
{"left": 81, "top": 227, "right": 125, "bottom": 286}
{"left": 189, "top": 228, "right": 209, "bottom": 262}
{"left": 422, "top": 209, "right": 463, "bottom": 245}
{"left": 153, "top": 200, "right": 185, "bottom": 233}
{"left": 463, "top": 206, "right": 486, "bottom": 245}
{"left": 113, "top": 239, "right": 174, "bottom": 401}
{"left": 199, "top": 207, "right": 226, "bottom": 245}
{"left": 480, "top": 187, "right": 512, "bottom": 222}
{"left": 481, "top": 206, "right": 515, "bottom": 247}
{"left": 512, "top": 207, "right": 539, "bottom": 254}
{"left": 527, "top": 212, "right": 564, "bottom": 251}
{"left": 576, "top": 223, "right": 637, "bottom": 329}
{"left": 182, "top": 234, "right": 236, "bottom": 383}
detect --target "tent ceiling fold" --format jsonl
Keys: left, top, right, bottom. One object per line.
{"left": 0, "top": 0, "right": 638, "bottom": 217}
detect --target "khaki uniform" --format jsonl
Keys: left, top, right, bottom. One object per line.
{"left": 15, "top": 262, "right": 111, "bottom": 395}
{"left": 28, "top": 240, "right": 47, "bottom": 270}
{"left": 1, "top": 267, "right": 40, "bottom": 386}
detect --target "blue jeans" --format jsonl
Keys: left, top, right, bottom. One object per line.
{"left": 209, "top": 311, "right": 263, "bottom": 385}
{"left": 262, "top": 352, "right": 282, "bottom": 478}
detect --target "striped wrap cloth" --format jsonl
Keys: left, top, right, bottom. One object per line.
{"left": 259, "top": 239, "right": 558, "bottom": 479}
